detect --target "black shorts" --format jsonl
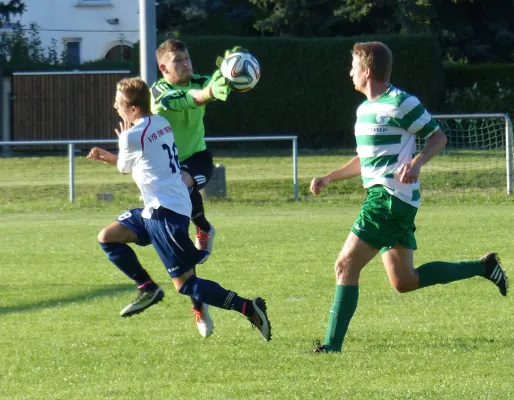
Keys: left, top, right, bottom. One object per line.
{"left": 180, "top": 149, "right": 213, "bottom": 190}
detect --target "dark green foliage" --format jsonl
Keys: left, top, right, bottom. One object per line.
{"left": 154, "top": 0, "right": 514, "bottom": 64}
{"left": 0, "top": 22, "right": 66, "bottom": 72}
{"left": 0, "top": 0, "right": 25, "bottom": 24}
{"left": 156, "top": 0, "right": 257, "bottom": 37}
{"left": 2, "top": 32, "right": 448, "bottom": 148}
{"left": 440, "top": 63, "right": 514, "bottom": 117}
{"left": 179, "top": 34, "right": 444, "bottom": 148}
{"left": 443, "top": 63, "right": 514, "bottom": 91}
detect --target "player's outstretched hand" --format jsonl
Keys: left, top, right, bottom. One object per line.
{"left": 215, "top": 45, "right": 249, "bottom": 68}
{"left": 114, "top": 120, "right": 132, "bottom": 137}
{"left": 87, "top": 147, "right": 116, "bottom": 165}
{"left": 208, "top": 69, "right": 231, "bottom": 101}
{"left": 87, "top": 147, "right": 106, "bottom": 161}
{"left": 310, "top": 177, "right": 329, "bottom": 195}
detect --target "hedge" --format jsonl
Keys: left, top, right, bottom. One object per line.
{"left": 3, "top": 34, "right": 446, "bottom": 148}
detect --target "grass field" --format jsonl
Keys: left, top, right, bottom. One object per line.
{"left": 1, "top": 152, "right": 514, "bottom": 400}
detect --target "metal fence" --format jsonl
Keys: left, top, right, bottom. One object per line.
{"left": 0, "top": 135, "right": 299, "bottom": 202}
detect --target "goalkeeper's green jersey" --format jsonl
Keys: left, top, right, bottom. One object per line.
{"left": 355, "top": 85, "right": 439, "bottom": 208}
{"left": 150, "top": 74, "right": 211, "bottom": 162}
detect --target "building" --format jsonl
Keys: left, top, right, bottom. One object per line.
{"left": 14, "top": 0, "right": 139, "bottom": 64}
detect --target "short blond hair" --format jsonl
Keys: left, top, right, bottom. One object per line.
{"left": 116, "top": 77, "right": 151, "bottom": 114}
{"left": 156, "top": 39, "right": 188, "bottom": 63}
{"left": 352, "top": 42, "right": 393, "bottom": 82}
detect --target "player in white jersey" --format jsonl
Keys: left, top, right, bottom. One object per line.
{"left": 117, "top": 113, "right": 191, "bottom": 219}
{"left": 309, "top": 42, "right": 507, "bottom": 353}
{"left": 87, "top": 77, "right": 271, "bottom": 342}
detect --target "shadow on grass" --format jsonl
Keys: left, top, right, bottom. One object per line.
{"left": 0, "top": 283, "right": 134, "bottom": 316}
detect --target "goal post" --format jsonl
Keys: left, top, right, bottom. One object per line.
{"left": 418, "top": 113, "right": 513, "bottom": 198}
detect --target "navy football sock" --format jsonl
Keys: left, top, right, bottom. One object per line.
{"left": 100, "top": 242, "right": 153, "bottom": 285}
{"left": 188, "top": 268, "right": 203, "bottom": 309}
{"left": 179, "top": 275, "right": 247, "bottom": 313}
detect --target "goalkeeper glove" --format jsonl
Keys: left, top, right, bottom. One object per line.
{"left": 205, "top": 69, "right": 231, "bottom": 102}
{"left": 216, "top": 45, "right": 249, "bottom": 68}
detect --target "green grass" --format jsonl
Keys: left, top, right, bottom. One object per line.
{"left": 1, "top": 152, "right": 514, "bottom": 399}
{"left": 1, "top": 149, "right": 513, "bottom": 214}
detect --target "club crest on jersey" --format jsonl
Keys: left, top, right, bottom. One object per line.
{"left": 376, "top": 114, "right": 390, "bottom": 125}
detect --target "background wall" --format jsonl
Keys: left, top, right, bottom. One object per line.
{"left": 15, "top": 0, "right": 139, "bottom": 62}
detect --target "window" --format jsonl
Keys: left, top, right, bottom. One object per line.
{"left": 63, "top": 39, "right": 81, "bottom": 65}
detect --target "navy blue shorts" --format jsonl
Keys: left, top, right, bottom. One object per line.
{"left": 180, "top": 149, "right": 213, "bottom": 190}
{"left": 117, "top": 207, "right": 208, "bottom": 277}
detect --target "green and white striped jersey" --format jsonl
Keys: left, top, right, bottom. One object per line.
{"left": 355, "top": 85, "right": 439, "bottom": 208}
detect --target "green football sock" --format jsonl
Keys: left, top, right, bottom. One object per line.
{"left": 417, "top": 260, "right": 485, "bottom": 289}
{"left": 324, "top": 285, "right": 359, "bottom": 352}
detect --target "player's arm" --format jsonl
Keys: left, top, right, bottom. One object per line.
{"left": 117, "top": 131, "right": 138, "bottom": 174}
{"left": 87, "top": 147, "right": 117, "bottom": 165}
{"left": 192, "top": 75, "right": 220, "bottom": 105}
{"left": 310, "top": 156, "right": 361, "bottom": 195}
{"left": 190, "top": 85, "right": 215, "bottom": 106}
{"left": 152, "top": 86, "right": 205, "bottom": 112}
{"left": 87, "top": 121, "right": 131, "bottom": 169}
{"left": 151, "top": 73, "right": 229, "bottom": 112}
{"left": 395, "top": 129, "right": 447, "bottom": 184}
{"left": 413, "top": 129, "right": 447, "bottom": 166}
{"left": 395, "top": 100, "right": 447, "bottom": 184}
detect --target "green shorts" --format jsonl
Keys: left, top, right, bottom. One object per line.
{"left": 351, "top": 185, "right": 418, "bottom": 254}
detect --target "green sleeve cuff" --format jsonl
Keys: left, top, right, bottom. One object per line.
{"left": 185, "top": 92, "right": 200, "bottom": 109}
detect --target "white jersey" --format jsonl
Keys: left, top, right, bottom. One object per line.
{"left": 117, "top": 115, "right": 192, "bottom": 219}
{"left": 355, "top": 85, "right": 439, "bottom": 208}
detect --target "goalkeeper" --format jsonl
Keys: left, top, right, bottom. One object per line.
{"left": 150, "top": 39, "right": 236, "bottom": 336}
{"left": 151, "top": 39, "right": 237, "bottom": 261}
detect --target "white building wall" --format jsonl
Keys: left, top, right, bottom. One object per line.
{"left": 16, "top": 0, "right": 139, "bottom": 63}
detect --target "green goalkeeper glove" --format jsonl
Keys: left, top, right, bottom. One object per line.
{"left": 216, "top": 45, "right": 249, "bottom": 68}
{"left": 205, "top": 69, "right": 231, "bottom": 102}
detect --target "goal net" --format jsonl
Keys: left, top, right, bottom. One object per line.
{"left": 417, "top": 113, "right": 513, "bottom": 201}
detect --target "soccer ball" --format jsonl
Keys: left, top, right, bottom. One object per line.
{"left": 220, "top": 51, "right": 261, "bottom": 92}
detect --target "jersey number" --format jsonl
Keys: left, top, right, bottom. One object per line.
{"left": 162, "top": 143, "right": 180, "bottom": 173}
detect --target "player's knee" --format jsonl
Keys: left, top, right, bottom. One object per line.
{"left": 334, "top": 258, "right": 352, "bottom": 281}
{"left": 97, "top": 228, "right": 109, "bottom": 243}
{"left": 97, "top": 226, "right": 122, "bottom": 243}
{"left": 390, "top": 279, "right": 418, "bottom": 293}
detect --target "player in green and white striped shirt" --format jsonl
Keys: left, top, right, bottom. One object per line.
{"left": 355, "top": 85, "right": 439, "bottom": 207}
{"left": 310, "top": 41, "right": 508, "bottom": 354}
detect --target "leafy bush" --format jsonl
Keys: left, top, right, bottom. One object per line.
{"left": 0, "top": 22, "right": 64, "bottom": 71}
{"left": 440, "top": 81, "right": 514, "bottom": 117}
{"left": 441, "top": 63, "right": 514, "bottom": 117}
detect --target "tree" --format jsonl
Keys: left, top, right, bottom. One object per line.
{"left": 154, "top": 0, "right": 514, "bottom": 62}
{"left": 248, "top": 0, "right": 514, "bottom": 62}
{"left": 326, "top": 0, "right": 514, "bottom": 62}
{"left": 248, "top": 0, "right": 344, "bottom": 36}
{"left": 0, "top": 0, "right": 25, "bottom": 25}
{"left": 0, "top": 22, "right": 63, "bottom": 67}
{"left": 156, "top": 0, "right": 258, "bottom": 37}
{"left": 430, "top": 0, "right": 514, "bottom": 62}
